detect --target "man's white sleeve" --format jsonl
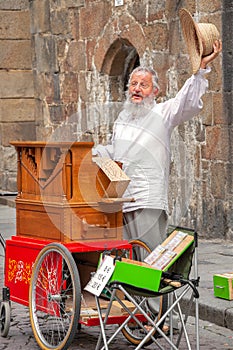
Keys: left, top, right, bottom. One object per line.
{"left": 161, "top": 67, "right": 211, "bottom": 128}
{"left": 92, "top": 144, "right": 114, "bottom": 159}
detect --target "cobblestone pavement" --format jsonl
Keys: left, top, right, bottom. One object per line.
{"left": 0, "top": 302, "right": 232, "bottom": 350}
{"left": 0, "top": 205, "right": 233, "bottom": 349}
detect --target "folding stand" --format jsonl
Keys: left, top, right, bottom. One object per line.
{"left": 95, "top": 227, "right": 200, "bottom": 350}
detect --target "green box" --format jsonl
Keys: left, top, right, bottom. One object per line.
{"left": 213, "top": 273, "right": 233, "bottom": 300}
{"left": 110, "top": 259, "right": 162, "bottom": 292}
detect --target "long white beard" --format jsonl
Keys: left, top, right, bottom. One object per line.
{"left": 123, "top": 92, "right": 155, "bottom": 119}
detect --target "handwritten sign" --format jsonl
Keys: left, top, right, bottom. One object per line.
{"left": 84, "top": 255, "right": 115, "bottom": 296}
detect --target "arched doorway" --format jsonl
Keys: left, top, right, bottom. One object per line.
{"left": 87, "top": 39, "right": 140, "bottom": 145}
{"left": 101, "top": 38, "right": 140, "bottom": 97}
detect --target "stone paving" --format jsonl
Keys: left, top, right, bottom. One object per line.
{"left": 0, "top": 302, "right": 232, "bottom": 350}
{"left": 0, "top": 204, "right": 233, "bottom": 349}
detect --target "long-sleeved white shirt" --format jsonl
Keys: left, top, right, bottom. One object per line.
{"left": 94, "top": 68, "right": 210, "bottom": 213}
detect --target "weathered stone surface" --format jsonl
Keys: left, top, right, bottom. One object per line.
{"left": 5, "top": 176, "right": 17, "bottom": 192}
{"left": 198, "top": 0, "right": 222, "bottom": 13}
{"left": 34, "top": 35, "right": 58, "bottom": 73}
{"left": 29, "top": 0, "right": 50, "bottom": 34}
{"left": 49, "top": 104, "right": 65, "bottom": 123}
{"left": 3, "top": 146, "right": 17, "bottom": 172}
{"left": 0, "top": 71, "right": 34, "bottom": 98}
{"left": 0, "top": 40, "right": 32, "bottom": 69}
{"left": 63, "top": 0, "right": 85, "bottom": 7}
{"left": 50, "top": 8, "right": 71, "bottom": 35}
{"left": 64, "top": 40, "right": 86, "bottom": 72}
{"left": 151, "top": 53, "right": 169, "bottom": 96}
{"left": 210, "top": 162, "right": 227, "bottom": 199}
{"left": 208, "top": 60, "right": 223, "bottom": 91}
{"left": 69, "top": 8, "right": 80, "bottom": 40}
{"left": 128, "top": 0, "right": 148, "bottom": 23}
{"left": 79, "top": 1, "right": 111, "bottom": 39}
{"left": 0, "top": 122, "right": 36, "bottom": 146}
{"left": 86, "top": 39, "right": 96, "bottom": 70}
{"left": 0, "top": 10, "right": 30, "bottom": 39}
{"left": 0, "top": 99, "right": 35, "bottom": 122}
{"left": 61, "top": 72, "right": 79, "bottom": 103}
{"left": 201, "top": 94, "right": 213, "bottom": 126}
{"left": 165, "top": 0, "right": 196, "bottom": 19}
{"left": 203, "top": 126, "right": 230, "bottom": 161}
{"left": 144, "top": 23, "right": 169, "bottom": 51}
{"left": 213, "top": 93, "right": 225, "bottom": 124}
{"left": 0, "top": 0, "right": 28, "bottom": 10}
{"left": 43, "top": 73, "right": 61, "bottom": 104}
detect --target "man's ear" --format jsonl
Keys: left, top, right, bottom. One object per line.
{"left": 153, "top": 88, "right": 159, "bottom": 96}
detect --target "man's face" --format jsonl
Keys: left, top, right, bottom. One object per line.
{"left": 128, "top": 71, "right": 156, "bottom": 104}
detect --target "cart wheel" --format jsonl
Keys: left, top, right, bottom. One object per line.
{"left": 0, "top": 301, "right": 11, "bottom": 337}
{"left": 29, "top": 243, "right": 81, "bottom": 350}
{"left": 121, "top": 239, "right": 168, "bottom": 346}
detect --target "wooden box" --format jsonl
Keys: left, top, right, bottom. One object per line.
{"left": 213, "top": 273, "right": 233, "bottom": 300}
{"left": 11, "top": 141, "right": 128, "bottom": 242}
{"left": 110, "top": 258, "right": 163, "bottom": 292}
{"left": 92, "top": 157, "right": 130, "bottom": 198}
{"left": 109, "top": 229, "right": 194, "bottom": 292}
{"left": 144, "top": 229, "right": 194, "bottom": 270}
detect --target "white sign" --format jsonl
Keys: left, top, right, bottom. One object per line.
{"left": 84, "top": 255, "right": 115, "bottom": 296}
{"left": 115, "top": 0, "right": 124, "bottom": 6}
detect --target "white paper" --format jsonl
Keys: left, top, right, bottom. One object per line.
{"left": 84, "top": 255, "right": 115, "bottom": 296}
{"left": 164, "top": 231, "right": 187, "bottom": 251}
{"left": 115, "top": 0, "right": 124, "bottom": 6}
{"left": 144, "top": 244, "right": 166, "bottom": 265}
{"left": 152, "top": 250, "right": 177, "bottom": 270}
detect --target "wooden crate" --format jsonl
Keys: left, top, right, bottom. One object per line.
{"left": 92, "top": 157, "right": 130, "bottom": 198}
{"left": 213, "top": 273, "right": 233, "bottom": 300}
{"left": 11, "top": 141, "right": 127, "bottom": 242}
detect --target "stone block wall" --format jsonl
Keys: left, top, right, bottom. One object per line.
{"left": 0, "top": 0, "right": 35, "bottom": 192}
{"left": 0, "top": 0, "right": 232, "bottom": 240}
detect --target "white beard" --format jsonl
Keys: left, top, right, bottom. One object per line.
{"left": 123, "top": 92, "right": 155, "bottom": 119}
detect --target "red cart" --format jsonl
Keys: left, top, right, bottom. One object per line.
{"left": 0, "top": 142, "right": 167, "bottom": 350}
{"left": 2, "top": 235, "right": 133, "bottom": 349}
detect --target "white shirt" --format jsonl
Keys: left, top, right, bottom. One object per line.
{"left": 94, "top": 68, "right": 210, "bottom": 213}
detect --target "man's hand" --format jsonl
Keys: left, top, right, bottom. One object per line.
{"left": 200, "top": 39, "right": 222, "bottom": 69}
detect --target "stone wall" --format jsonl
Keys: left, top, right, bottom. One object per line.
{"left": 0, "top": 0, "right": 35, "bottom": 191}
{"left": 0, "top": 0, "right": 232, "bottom": 240}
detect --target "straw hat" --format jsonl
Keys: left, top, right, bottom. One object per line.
{"left": 179, "top": 8, "right": 220, "bottom": 73}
